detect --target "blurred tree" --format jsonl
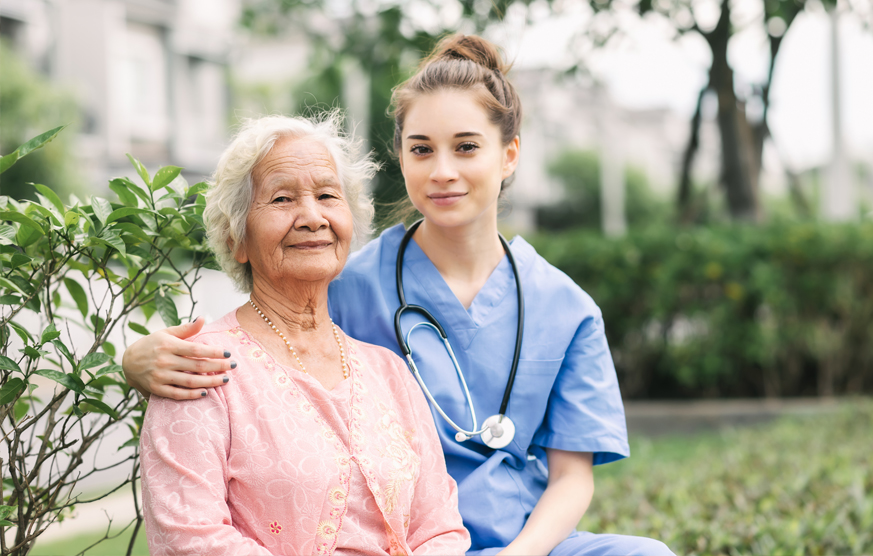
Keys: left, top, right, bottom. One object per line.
{"left": 0, "top": 42, "right": 79, "bottom": 202}
{"left": 574, "top": 0, "right": 838, "bottom": 223}
{"left": 240, "top": 0, "right": 848, "bottom": 225}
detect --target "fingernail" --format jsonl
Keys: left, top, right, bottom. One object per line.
{"left": 230, "top": 361, "right": 237, "bottom": 369}
{"left": 200, "top": 391, "right": 207, "bottom": 397}
{"left": 222, "top": 376, "right": 230, "bottom": 383}
{"left": 191, "top": 316, "right": 200, "bottom": 323}
{"left": 223, "top": 350, "right": 231, "bottom": 358}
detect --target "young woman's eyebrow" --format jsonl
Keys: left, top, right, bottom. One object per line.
{"left": 406, "top": 132, "right": 484, "bottom": 140}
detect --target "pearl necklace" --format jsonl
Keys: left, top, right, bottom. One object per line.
{"left": 248, "top": 298, "right": 348, "bottom": 379}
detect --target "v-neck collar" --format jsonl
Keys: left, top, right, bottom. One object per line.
{"left": 390, "top": 225, "right": 534, "bottom": 351}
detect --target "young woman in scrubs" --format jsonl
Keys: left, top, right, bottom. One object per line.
{"left": 122, "top": 35, "right": 675, "bottom": 556}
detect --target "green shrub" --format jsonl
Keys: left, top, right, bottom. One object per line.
{"left": 531, "top": 222, "right": 873, "bottom": 398}
{"left": 0, "top": 128, "right": 213, "bottom": 555}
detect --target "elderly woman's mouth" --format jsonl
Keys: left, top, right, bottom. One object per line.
{"left": 291, "top": 240, "right": 333, "bottom": 250}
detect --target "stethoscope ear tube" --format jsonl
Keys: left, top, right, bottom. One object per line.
{"left": 394, "top": 220, "right": 524, "bottom": 449}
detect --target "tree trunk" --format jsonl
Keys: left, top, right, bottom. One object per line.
{"left": 677, "top": 86, "right": 708, "bottom": 223}
{"left": 706, "top": 0, "right": 758, "bottom": 221}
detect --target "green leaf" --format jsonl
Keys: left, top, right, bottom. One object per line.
{"left": 8, "top": 322, "right": 33, "bottom": 343}
{"left": 99, "top": 229, "right": 126, "bottom": 256}
{"left": 0, "top": 211, "right": 44, "bottom": 235}
{"left": 102, "top": 341, "right": 116, "bottom": 358}
{"left": 118, "top": 437, "right": 139, "bottom": 450}
{"left": 13, "top": 399, "right": 29, "bottom": 420}
{"left": 106, "top": 207, "right": 150, "bottom": 224}
{"left": 128, "top": 321, "right": 151, "bottom": 335}
{"left": 64, "top": 211, "right": 80, "bottom": 228}
{"left": 0, "top": 505, "right": 18, "bottom": 521}
{"left": 63, "top": 277, "right": 89, "bottom": 318}
{"left": 79, "top": 398, "right": 119, "bottom": 419}
{"left": 15, "top": 223, "right": 42, "bottom": 248}
{"left": 0, "top": 378, "right": 25, "bottom": 404}
{"left": 0, "top": 224, "right": 16, "bottom": 243}
{"left": 35, "top": 369, "right": 85, "bottom": 394}
{"left": 27, "top": 198, "right": 62, "bottom": 226}
{"left": 52, "top": 340, "right": 75, "bottom": 367}
{"left": 0, "top": 355, "right": 22, "bottom": 373}
{"left": 40, "top": 323, "right": 60, "bottom": 344}
{"left": 151, "top": 166, "right": 183, "bottom": 192}
{"left": 0, "top": 277, "right": 25, "bottom": 296}
{"left": 32, "top": 183, "right": 65, "bottom": 213}
{"left": 9, "top": 252, "right": 33, "bottom": 269}
{"left": 108, "top": 178, "right": 140, "bottom": 207}
{"left": 91, "top": 197, "right": 112, "bottom": 225}
{"left": 114, "top": 222, "right": 151, "bottom": 242}
{"left": 126, "top": 154, "right": 151, "bottom": 188}
{"left": 79, "top": 352, "right": 111, "bottom": 372}
{"left": 155, "top": 291, "right": 180, "bottom": 327}
{"left": 186, "top": 181, "right": 209, "bottom": 197}
{"left": 0, "top": 125, "right": 67, "bottom": 175}
{"left": 96, "top": 364, "right": 123, "bottom": 378}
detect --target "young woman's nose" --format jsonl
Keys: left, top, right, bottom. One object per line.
{"left": 293, "top": 197, "right": 329, "bottom": 231}
{"left": 430, "top": 152, "right": 459, "bottom": 184}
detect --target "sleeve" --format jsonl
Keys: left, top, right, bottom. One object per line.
{"left": 140, "top": 390, "right": 273, "bottom": 555}
{"left": 532, "top": 310, "right": 630, "bottom": 466}
{"left": 397, "top": 359, "right": 471, "bottom": 554}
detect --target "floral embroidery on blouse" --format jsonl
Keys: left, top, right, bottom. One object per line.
{"left": 270, "top": 521, "right": 282, "bottom": 534}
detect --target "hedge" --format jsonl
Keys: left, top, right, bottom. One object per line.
{"left": 530, "top": 222, "right": 873, "bottom": 399}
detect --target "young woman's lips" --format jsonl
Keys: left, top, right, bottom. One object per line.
{"left": 428, "top": 192, "right": 466, "bottom": 207}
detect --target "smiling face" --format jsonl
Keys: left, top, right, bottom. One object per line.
{"left": 399, "top": 89, "right": 519, "bottom": 233}
{"left": 234, "top": 136, "right": 353, "bottom": 287}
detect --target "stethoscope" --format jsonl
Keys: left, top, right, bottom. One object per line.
{"left": 393, "top": 220, "right": 524, "bottom": 449}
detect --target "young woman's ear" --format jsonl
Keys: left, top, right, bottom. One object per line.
{"left": 502, "top": 136, "right": 520, "bottom": 180}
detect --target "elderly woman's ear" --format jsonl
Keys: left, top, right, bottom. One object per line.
{"left": 228, "top": 237, "right": 248, "bottom": 265}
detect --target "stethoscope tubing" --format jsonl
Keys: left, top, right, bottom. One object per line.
{"left": 394, "top": 219, "right": 524, "bottom": 441}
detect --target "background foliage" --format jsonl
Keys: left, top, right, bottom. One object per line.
{"left": 583, "top": 400, "right": 873, "bottom": 555}
{"left": 531, "top": 221, "right": 873, "bottom": 399}
{"left": 0, "top": 43, "right": 80, "bottom": 203}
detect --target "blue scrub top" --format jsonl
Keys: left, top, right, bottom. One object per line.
{"left": 328, "top": 224, "right": 629, "bottom": 551}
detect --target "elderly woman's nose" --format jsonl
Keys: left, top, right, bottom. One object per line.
{"left": 293, "top": 196, "right": 329, "bottom": 230}
{"left": 430, "top": 152, "right": 459, "bottom": 184}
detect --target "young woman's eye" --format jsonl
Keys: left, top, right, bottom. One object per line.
{"left": 410, "top": 145, "right": 432, "bottom": 155}
{"left": 457, "top": 142, "right": 479, "bottom": 154}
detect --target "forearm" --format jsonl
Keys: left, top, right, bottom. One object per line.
{"left": 499, "top": 451, "right": 594, "bottom": 556}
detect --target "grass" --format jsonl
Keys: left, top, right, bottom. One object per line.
{"left": 29, "top": 399, "right": 873, "bottom": 555}
{"left": 29, "top": 524, "right": 147, "bottom": 556}
{"left": 581, "top": 399, "right": 873, "bottom": 556}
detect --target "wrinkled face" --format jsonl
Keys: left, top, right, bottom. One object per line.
{"left": 399, "top": 89, "right": 519, "bottom": 231}
{"left": 235, "top": 137, "right": 353, "bottom": 286}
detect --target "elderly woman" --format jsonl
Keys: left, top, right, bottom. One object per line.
{"left": 140, "top": 114, "right": 470, "bottom": 555}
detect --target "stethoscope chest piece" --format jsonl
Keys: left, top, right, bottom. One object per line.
{"left": 480, "top": 414, "right": 516, "bottom": 449}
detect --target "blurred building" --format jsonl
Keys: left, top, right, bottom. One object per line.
{"left": 1, "top": 0, "right": 238, "bottom": 187}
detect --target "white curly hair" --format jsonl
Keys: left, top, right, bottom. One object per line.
{"left": 204, "top": 112, "right": 377, "bottom": 292}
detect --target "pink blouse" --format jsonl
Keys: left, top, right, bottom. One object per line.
{"left": 141, "top": 311, "right": 470, "bottom": 555}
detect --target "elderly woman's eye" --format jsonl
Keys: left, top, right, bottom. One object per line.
{"left": 272, "top": 196, "right": 291, "bottom": 203}
{"left": 319, "top": 193, "right": 338, "bottom": 200}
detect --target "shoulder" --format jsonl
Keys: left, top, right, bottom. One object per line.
{"left": 186, "top": 310, "right": 244, "bottom": 347}
{"left": 512, "top": 236, "right": 602, "bottom": 320}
